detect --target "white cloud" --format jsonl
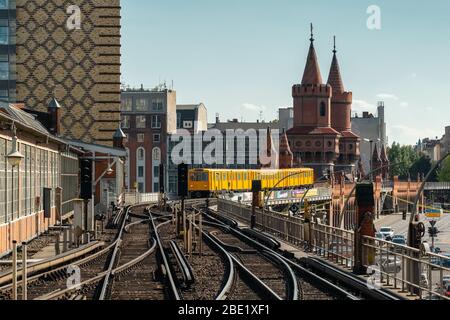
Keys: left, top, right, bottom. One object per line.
{"left": 390, "top": 125, "right": 441, "bottom": 145}
{"left": 376, "top": 93, "right": 399, "bottom": 101}
{"left": 400, "top": 102, "right": 409, "bottom": 107}
{"left": 411, "top": 73, "right": 417, "bottom": 79}
{"left": 242, "top": 103, "right": 266, "bottom": 112}
{"left": 352, "top": 99, "right": 376, "bottom": 113}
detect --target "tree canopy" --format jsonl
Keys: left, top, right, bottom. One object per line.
{"left": 387, "top": 142, "right": 419, "bottom": 179}
{"left": 438, "top": 157, "right": 450, "bottom": 182}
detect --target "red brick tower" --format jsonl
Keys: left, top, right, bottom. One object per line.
{"left": 327, "top": 36, "right": 360, "bottom": 174}
{"left": 287, "top": 25, "right": 340, "bottom": 176}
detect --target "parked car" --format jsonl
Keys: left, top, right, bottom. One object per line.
{"left": 379, "top": 227, "right": 395, "bottom": 240}
{"left": 444, "top": 283, "right": 450, "bottom": 298}
{"left": 431, "top": 253, "right": 450, "bottom": 268}
{"left": 377, "top": 257, "right": 402, "bottom": 274}
{"left": 421, "top": 273, "right": 429, "bottom": 288}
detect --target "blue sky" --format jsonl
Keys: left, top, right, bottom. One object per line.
{"left": 121, "top": 0, "right": 450, "bottom": 145}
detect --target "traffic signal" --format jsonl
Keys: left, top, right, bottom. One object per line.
{"left": 428, "top": 227, "right": 438, "bottom": 237}
{"left": 178, "top": 163, "right": 188, "bottom": 197}
{"left": 159, "top": 164, "right": 165, "bottom": 193}
{"left": 80, "top": 158, "right": 93, "bottom": 200}
{"left": 402, "top": 211, "right": 407, "bottom": 221}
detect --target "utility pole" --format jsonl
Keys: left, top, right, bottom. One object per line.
{"left": 251, "top": 180, "right": 261, "bottom": 229}
{"left": 12, "top": 240, "right": 17, "bottom": 300}
{"left": 22, "top": 242, "right": 27, "bottom": 300}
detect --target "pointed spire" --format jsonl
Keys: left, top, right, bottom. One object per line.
{"left": 380, "top": 144, "right": 389, "bottom": 163}
{"left": 279, "top": 130, "right": 293, "bottom": 169}
{"left": 48, "top": 97, "right": 62, "bottom": 109}
{"left": 327, "top": 36, "right": 345, "bottom": 94}
{"left": 301, "top": 23, "right": 323, "bottom": 85}
{"left": 372, "top": 145, "right": 381, "bottom": 162}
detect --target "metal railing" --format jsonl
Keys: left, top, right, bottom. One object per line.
{"left": 218, "top": 199, "right": 354, "bottom": 269}
{"left": 123, "top": 192, "right": 159, "bottom": 205}
{"left": 362, "top": 236, "right": 450, "bottom": 300}
{"left": 425, "top": 182, "right": 450, "bottom": 190}
{"left": 217, "top": 198, "right": 450, "bottom": 300}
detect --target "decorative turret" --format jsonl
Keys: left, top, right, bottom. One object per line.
{"left": 262, "top": 127, "right": 278, "bottom": 169}
{"left": 380, "top": 144, "right": 390, "bottom": 179}
{"left": 327, "top": 36, "right": 353, "bottom": 133}
{"left": 48, "top": 98, "right": 61, "bottom": 135}
{"left": 292, "top": 24, "right": 332, "bottom": 129}
{"left": 279, "top": 129, "right": 293, "bottom": 169}
{"left": 113, "top": 127, "right": 126, "bottom": 149}
{"left": 372, "top": 145, "right": 382, "bottom": 176}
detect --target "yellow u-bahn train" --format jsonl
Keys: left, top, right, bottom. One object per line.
{"left": 188, "top": 168, "right": 314, "bottom": 198}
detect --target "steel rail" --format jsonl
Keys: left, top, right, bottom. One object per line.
{"left": 201, "top": 207, "right": 362, "bottom": 300}
{"left": 148, "top": 210, "right": 181, "bottom": 300}
{"left": 98, "top": 205, "right": 133, "bottom": 300}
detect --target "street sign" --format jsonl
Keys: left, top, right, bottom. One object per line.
{"left": 425, "top": 208, "right": 442, "bottom": 219}
{"left": 289, "top": 204, "right": 299, "bottom": 214}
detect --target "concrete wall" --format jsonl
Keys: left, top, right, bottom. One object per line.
{"left": 351, "top": 106, "right": 387, "bottom": 173}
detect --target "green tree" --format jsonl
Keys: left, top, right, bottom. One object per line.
{"left": 387, "top": 142, "right": 419, "bottom": 179}
{"left": 438, "top": 157, "right": 450, "bottom": 182}
{"left": 409, "top": 155, "right": 437, "bottom": 182}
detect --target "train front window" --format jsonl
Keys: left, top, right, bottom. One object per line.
{"left": 190, "top": 172, "right": 208, "bottom": 181}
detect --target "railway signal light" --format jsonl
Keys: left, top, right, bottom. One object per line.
{"left": 178, "top": 163, "right": 188, "bottom": 197}
{"left": 80, "top": 158, "right": 93, "bottom": 200}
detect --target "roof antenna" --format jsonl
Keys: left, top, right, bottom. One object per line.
{"left": 310, "top": 23, "right": 314, "bottom": 43}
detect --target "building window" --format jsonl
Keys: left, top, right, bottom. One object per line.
{"left": 137, "top": 133, "right": 145, "bottom": 143}
{"left": 153, "top": 182, "right": 159, "bottom": 192}
{"left": 151, "top": 115, "right": 161, "bottom": 129}
{"left": 153, "top": 166, "right": 159, "bottom": 177}
{"left": 137, "top": 148, "right": 145, "bottom": 161}
{"left": 177, "top": 113, "right": 182, "bottom": 128}
{"left": 0, "top": 62, "right": 8, "bottom": 80}
{"left": 136, "top": 98, "right": 148, "bottom": 111}
{"left": 0, "top": 1, "right": 8, "bottom": 9}
{"left": 121, "top": 97, "right": 132, "bottom": 111}
{"left": 183, "top": 121, "right": 193, "bottom": 129}
{"left": 153, "top": 134, "right": 160, "bottom": 143}
{"left": 152, "top": 147, "right": 161, "bottom": 161}
{"left": 0, "top": 24, "right": 8, "bottom": 45}
{"left": 137, "top": 166, "right": 144, "bottom": 178}
{"left": 136, "top": 115, "right": 146, "bottom": 128}
{"left": 121, "top": 115, "right": 130, "bottom": 129}
{"left": 136, "top": 147, "right": 146, "bottom": 192}
{"left": 320, "top": 102, "right": 326, "bottom": 117}
{"left": 124, "top": 148, "right": 130, "bottom": 190}
{"left": 152, "top": 99, "right": 163, "bottom": 111}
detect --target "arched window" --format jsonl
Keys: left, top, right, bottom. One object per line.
{"left": 152, "top": 147, "right": 161, "bottom": 161}
{"left": 136, "top": 147, "right": 146, "bottom": 192}
{"left": 137, "top": 148, "right": 145, "bottom": 161}
{"left": 320, "top": 102, "right": 326, "bottom": 117}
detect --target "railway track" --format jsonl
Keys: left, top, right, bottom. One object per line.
{"left": 174, "top": 201, "right": 295, "bottom": 301}
{"left": 27, "top": 204, "right": 158, "bottom": 300}
{"left": 186, "top": 202, "right": 362, "bottom": 301}
{"left": 106, "top": 213, "right": 176, "bottom": 300}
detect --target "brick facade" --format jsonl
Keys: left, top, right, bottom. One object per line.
{"left": 15, "top": 0, "right": 121, "bottom": 147}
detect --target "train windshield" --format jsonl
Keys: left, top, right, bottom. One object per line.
{"left": 190, "top": 172, "right": 208, "bottom": 181}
